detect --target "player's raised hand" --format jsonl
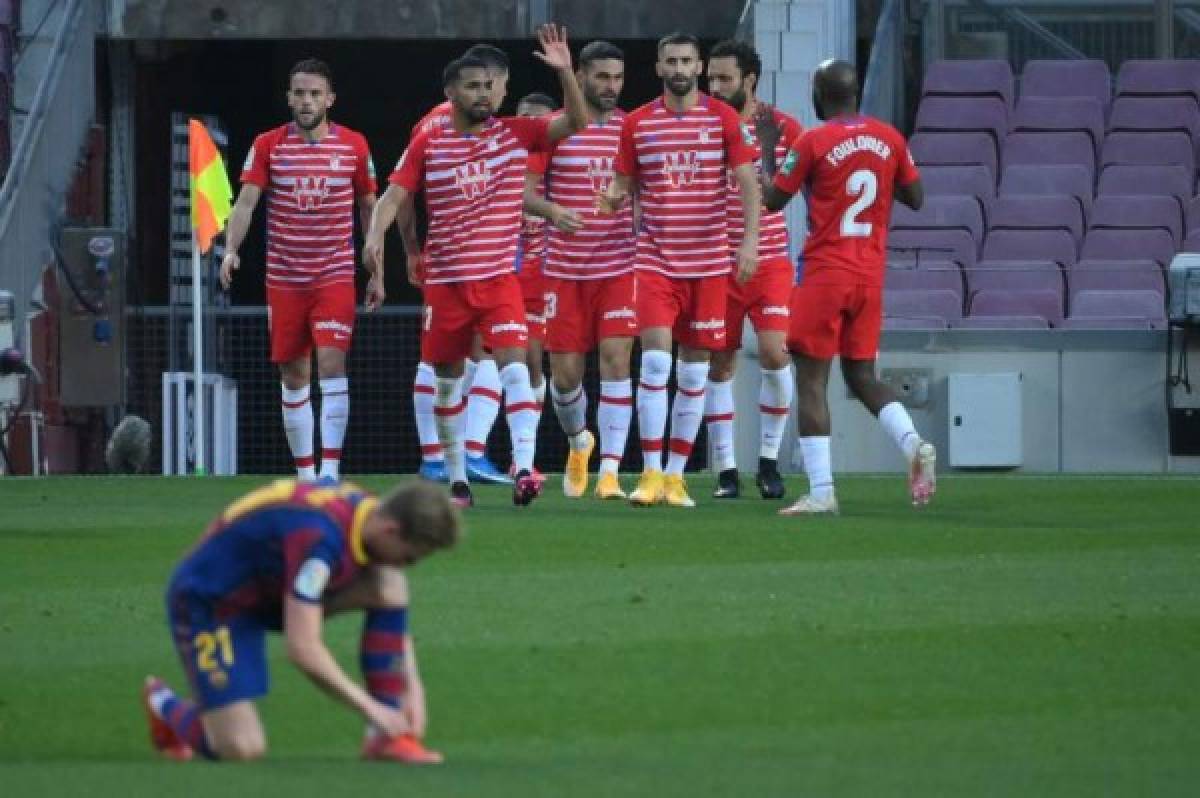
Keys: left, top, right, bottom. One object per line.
{"left": 218, "top": 251, "right": 240, "bottom": 291}
{"left": 754, "top": 106, "right": 783, "bottom": 177}
{"left": 533, "top": 24, "right": 572, "bottom": 72}
{"left": 735, "top": 240, "right": 759, "bottom": 285}
{"left": 364, "top": 271, "right": 386, "bottom": 312}
{"left": 550, "top": 205, "right": 585, "bottom": 233}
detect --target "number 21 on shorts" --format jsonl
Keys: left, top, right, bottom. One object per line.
{"left": 194, "top": 626, "right": 235, "bottom": 672}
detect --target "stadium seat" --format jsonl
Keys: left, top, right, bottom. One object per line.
{"left": 1020, "top": 59, "right": 1112, "bottom": 112}
{"left": 967, "top": 258, "right": 1065, "bottom": 297}
{"left": 884, "top": 288, "right": 964, "bottom": 326}
{"left": 1089, "top": 195, "right": 1183, "bottom": 249}
{"left": 915, "top": 96, "right": 1009, "bottom": 150}
{"left": 1115, "top": 59, "right": 1200, "bottom": 106}
{"left": 1069, "top": 259, "right": 1165, "bottom": 297}
{"left": 1188, "top": 196, "right": 1200, "bottom": 234}
{"left": 919, "top": 164, "right": 995, "bottom": 217}
{"left": 909, "top": 132, "right": 998, "bottom": 183}
{"left": 884, "top": 316, "right": 950, "bottom": 330}
{"left": 1100, "top": 131, "right": 1195, "bottom": 178}
{"left": 1011, "top": 97, "right": 1106, "bottom": 159}
{"left": 981, "top": 228, "right": 1078, "bottom": 267}
{"left": 891, "top": 195, "right": 985, "bottom": 251}
{"left": 1063, "top": 289, "right": 1167, "bottom": 329}
{"left": 954, "top": 315, "right": 1051, "bottom": 329}
{"left": 885, "top": 259, "right": 966, "bottom": 300}
{"left": 1003, "top": 132, "right": 1095, "bottom": 183}
{"left": 1184, "top": 230, "right": 1200, "bottom": 252}
{"left": 1108, "top": 97, "right": 1200, "bottom": 152}
{"left": 1096, "top": 164, "right": 1192, "bottom": 214}
{"left": 888, "top": 229, "right": 978, "bottom": 270}
{"left": 1000, "top": 164, "right": 1093, "bottom": 216}
{"left": 922, "top": 59, "right": 1015, "bottom": 110}
{"left": 1080, "top": 228, "right": 1177, "bottom": 271}
{"left": 988, "top": 195, "right": 1085, "bottom": 249}
{"left": 968, "top": 288, "right": 1064, "bottom": 327}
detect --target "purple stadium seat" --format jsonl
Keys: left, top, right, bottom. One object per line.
{"left": 1000, "top": 164, "right": 1093, "bottom": 215}
{"left": 1064, "top": 289, "right": 1166, "bottom": 329}
{"left": 922, "top": 59, "right": 1015, "bottom": 110}
{"left": 885, "top": 259, "right": 965, "bottom": 299}
{"left": 1182, "top": 230, "right": 1200, "bottom": 252}
{"left": 887, "top": 229, "right": 978, "bottom": 269}
{"left": 1115, "top": 60, "right": 1200, "bottom": 106}
{"left": 1108, "top": 97, "right": 1200, "bottom": 151}
{"left": 918, "top": 164, "right": 995, "bottom": 218}
{"left": 1188, "top": 196, "right": 1200, "bottom": 233}
{"left": 1089, "top": 195, "right": 1183, "bottom": 249}
{"left": 954, "top": 315, "right": 1051, "bottom": 329}
{"left": 1080, "top": 228, "right": 1177, "bottom": 271}
{"left": 1020, "top": 59, "right": 1112, "bottom": 111}
{"left": 1012, "top": 97, "right": 1105, "bottom": 158}
{"left": 1097, "top": 164, "right": 1192, "bottom": 211}
{"left": 1069, "top": 259, "right": 1165, "bottom": 296}
{"left": 981, "top": 229, "right": 1078, "bottom": 267}
{"left": 1003, "top": 132, "right": 1095, "bottom": 181}
{"left": 891, "top": 195, "right": 985, "bottom": 249}
{"left": 909, "top": 132, "right": 998, "bottom": 183}
{"left": 915, "top": 96, "right": 1009, "bottom": 148}
{"left": 967, "top": 259, "right": 1065, "bottom": 296}
{"left": 988, "top": 195, "right": 1085, "bottom": 248}
{"left": 968, "top": 288, "right": 1064, "bottom": 326}
{"left": 1100, "top": 131, "right": 1195, "bottom": 176}
{"left": 884, "top": 289, "right": 964, "bottom": 325}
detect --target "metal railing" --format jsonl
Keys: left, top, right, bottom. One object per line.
{"left": 0, "top": 0, "right": 97, "bottom": 336}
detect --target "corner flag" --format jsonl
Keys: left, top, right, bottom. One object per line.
{"left": 188, "top": 119, "right": 233, "bottom": 255}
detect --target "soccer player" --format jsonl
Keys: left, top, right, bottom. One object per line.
{"left": 140, "top": 479, "right": 459, "bottom": 763}
{"left": 366, "top": 25, "right": 588, "bottom": 508}
{"left": 598, "top": 32, "right": 761, "bottom": 508}
{"left": 764, "top": 59, "right": 936, "bottom": 515}
{"left": 220, "top": 59, "right": 379, "bottom": 483}
{"left": 703, "top": 39, "right": 803, "bottom": 502}
{"left": 524, "top": 40, "right": 636, "bottom": 500}
{"left": 411, "top": 44, "right": 513, "bottom": 486}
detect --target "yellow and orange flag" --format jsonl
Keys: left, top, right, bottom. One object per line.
{"left": 188, "top": 119, "right": 233, "bottom": 255}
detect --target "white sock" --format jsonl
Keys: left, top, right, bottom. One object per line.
{"left": 704, "top": 378, "right": 737, "bottom": 472}
{"left": 148, "top": 686, "right": 174, "bottom": 717}
{"left": 879, "top": 401, "right": 921, "bottom": 461}
{"left": 666, "top": 359, "right": 710, "bottom": 475}
{"left": 597, "top": 379, "right": 632, "bottom": 475}
{"left": 435, "top": 377, "right": 466, "bottom": 484}
{"left": 636, "top": 350, "right": 672, "bottom": 472}
{"left": 758, "top": 366, "right": 793, "bottom": 461}
{"left": 462, "top": 358, "right": 480, "bottom": 394}
{"left": 500, "top": 362, "right": 538, "bottom": 473}
{"left": 318, "top": 377, "right": 349, "bottom": 480}
{"left": 464, "top": 359, "right": 502, "bottom": 460}
{"left": 552, "top": 382, "right": 590, "bottom": 449}
{"left": 798, "top": 436, "right": 834, "bottom": 499}
{"left": 281, "top": 383, "right": 316, "bottom": 480}
{"left": 534, "top": 377, "right": 547, "bottom": 437}
{"left": 413, "top": 362, "right": 443, "bottom": 464}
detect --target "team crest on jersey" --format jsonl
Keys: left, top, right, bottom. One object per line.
{"left": 329, "top": 154, "right": 341, "bottom": 171}
{"left": 455, "top": 160, "right": 491, "bottom": 200}
{"left": 294, "top": 175, "right": 329, "bottom": 210}
{"left": 587, "top": 156, "right": 615, "bottom": 193}
{"left": 698, "top": 128, "right": 710, "bottom": 144}
{"left": 662, "top": 150, "right": 699, "bottom": 188}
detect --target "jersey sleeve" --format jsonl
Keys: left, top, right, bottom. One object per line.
{"left": 614, "top": 113, "right": 638, "bottom": 177}
{"left": 352, "top": 134, "right": 378, "bottom": 196}
{"left": 527, "top": 150, "right": 550, "bottom": 176}
{"left": 895, "top": 136, "right": 921, "bottom": 186}
{"left": 773, "top": 130, "right": 816, "bottom": 196}
{"left": 282, "top": 517, "right": 344, "bottom": 604}
{"left": 721, "top": 105, "right": 755, "bottom": 169}
{"left": 504, "top": 116, "right": 552, "bottom": 153}
{"left": 778, "top": 113, "right": 804, "bottom": 151}
{"left": 388, "top": 132, "right": 429, "bottom": 192}
{"left": 240, "top": 132, "right": 272, "bottom": 188}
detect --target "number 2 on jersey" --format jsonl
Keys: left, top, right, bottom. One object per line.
{"left": 840, "top": 169, "right": 878, "bottom": 238}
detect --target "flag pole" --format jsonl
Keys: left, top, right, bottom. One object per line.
{"left": 191, "top": 227, "right": 207, "bottom": 476}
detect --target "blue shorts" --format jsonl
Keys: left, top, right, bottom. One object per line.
{"left": 166, "top": 591, "right": 269, "bottom": 710}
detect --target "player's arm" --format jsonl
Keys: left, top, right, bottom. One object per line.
{"left": 218, "top": 183, "right": 263, "bottom": 290}
{"left": 895, "top": 178, "right": 924, "bottom": 211}
{"left": 762, "top": 183, "right": 793, "bottom": 213}
{"left": 893, "top": 137, "right": 923, "bottom": 211}
{"left": 403, "top": 634, "right": 429, "bottom": 737}
{"left": 597, "top": 173, "right": 634, "bottom": 215}
{"left": 524, "top": 172, "right": 583, "bottom": 233}
{"left": 733, "top": 162, "right": 761, "bottom": 284}
{"left": 356, "top": 192, "right": 386, "bottom": 310}
{"left": 364, "top": 184, "right": 409, "bottom": 278}
{"left": 534, "top": 25, "right": 588, "bottom": 141}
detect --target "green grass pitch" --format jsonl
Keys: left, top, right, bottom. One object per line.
{"left": 1, "top": 473, "right": 1199, "bottom": 796}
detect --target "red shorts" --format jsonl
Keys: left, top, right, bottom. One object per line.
{"left": 635, "top": 271, "right": 729, "bottom": 350}
{"left": 266, "top": 281, "right": 356, "bottom": 364}
{"left": 517, "top": 257, "right": 547, "bottom": 342}
{"left": 420, "top": 275, "right": 529, "bottom": 364}
{"left": 787, "top": 279, "right": 883, "bottom": 360}
{"left": 544, "top": 272, "right": 638, "bottom": 353}
{"left": 722, "top": 256, "right": 793, "bottom": 351}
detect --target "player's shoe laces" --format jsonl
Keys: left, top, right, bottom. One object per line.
{"left": 712, "top": 468, "right": 740, "bottom": 499}
{"left": 629, "top": 469, "right": 665, "bottom": 507}
{"left": 563, "top": 430, "right": 595, "bottom": 498}
{"left": 755, "top": 458, "right": 786, "bottom": 500}
{"left": 466, "top": 455, "right": 513, "bottom": 485}
{"left": 362, "top": 733, "right": 444, "bottom": 765}
{"left": 909, "top": 441, "right": 937, "bottom": 507}
{"left": 418, "top": 460, "right": 449, "bottom": 483}
{"left": 141, "top": 676, "right": 193, "bottom": 761}
{"left": 663, "top": 474, "right": 696, "bottom": 508}
{"left": 513, "top": 469, "right": 542, "bottom": 506}
{"left": 450, "top": 481, "right": 474, "bottom": 509}
{"left": 778, "top": 493, "right": 840, "bottom": 516}
{"left": 594, "top": 471, "right": 627, "bottom": 500}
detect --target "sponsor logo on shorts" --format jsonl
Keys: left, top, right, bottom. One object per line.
{"left": 603, "top": 307, "right": 636, "bottom": 321}
{"left": 689, "top": 318, "right": 726, "bottom": 331}
{"left": 525, "top": 312, "right": 546, "bottom": 325}
{"left": 314, "top": 320, "right": 353, "bottom": 336}
{"left": 760, "top": 305, "right": 789, "bottom": 316}
{"left": 491, "top": 321, "right": 528, "bottom": 335}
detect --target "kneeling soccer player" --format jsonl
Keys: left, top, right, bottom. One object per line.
{"left": 141, "top": 479, "right": 460, "bottom": 763}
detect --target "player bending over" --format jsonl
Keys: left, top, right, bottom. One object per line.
{"left": 141, "top": 479, "right": 459, "bottom": 763}
{"left": 763, "top": 59, "right": 936, "bottom": 515}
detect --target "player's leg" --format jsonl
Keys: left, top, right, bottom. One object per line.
{"left": 545, "top": 278, "right": 594, "bottom": 497}
{"left": 630, "top": 272, "right": 682, "bottom": 506}
{"left": 706, "top": 276, "right": 744, "bottom": 498}
{"left": 463, "top": 336, "right": 509, "bottom": 485}
{"left": 412, "top": 359, "right": 447, "bottom": 481}
{"left": 749, "top": 259, "right": 796, "bottom": 500}
{"left": 269, "top": 286, "right": 317, "bottom": 480}
{"left": 422, "top": 287, "right": 475, "bottom": 507}
{"left": 594, "top": 331, "right": 635, "bottom": 500}
{"left": 308, "top": 281, "right": 355, "bottom": 482}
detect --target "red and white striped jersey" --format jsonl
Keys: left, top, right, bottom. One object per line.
{"left": 535, "top": 111, "right": 635, "bottom": 280}
{"left": 241, "top": 123, "right": 377, "bottom": 289}
{"left": 390, "top": 116, "right": 551, "bottom": 284}
{"left": 615, "top": 94, "right": 754, "bottom": 279}
{"left": 726, "top": 105, "right": 803, "bottom": 261}
{"left": 412, "top": 101, "right": 453, "bottom": 138}
{"left": 520, "top": 152, "right": 549, "bottom": 262}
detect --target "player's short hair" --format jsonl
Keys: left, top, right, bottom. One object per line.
{"left": 657, "top": 31, "right": 701, "bottom": 57}
{"left": 708, "top": 39, "right": 762, "bottom": 82}
{"left": 463, "top": 43, "right": 510, "bottom": 73}
{"left": 379, "top": 481, "right": 462, "bottom": 552}
{"left": 443, "top": 55, "right": 490, "bottom": 87}
{"left": 579, "top": 40, "right": 625, "bottom": 69}
{"left": 288, "top": 58, "right": 334, "bottom": 90}
{"left": 518, "top": 92, "right": 559, "bottom": 111}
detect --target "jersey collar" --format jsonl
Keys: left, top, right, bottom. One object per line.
{"left": 349, "top": 497, "right": 377, "bottom": 566}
